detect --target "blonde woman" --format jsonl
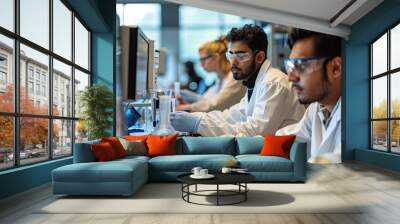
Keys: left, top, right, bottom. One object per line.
{"left": 178, "top": 36, "right": 246, "bottom": 112}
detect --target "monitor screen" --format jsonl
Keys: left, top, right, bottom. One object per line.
{"left": 135, "top": 32, "right": 149, "bottom": 99}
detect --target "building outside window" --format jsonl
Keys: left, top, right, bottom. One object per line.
{"left": 28, "top": 81, "right": 34, "bottom": 94}
{"left": 0, "top": 0, "right": 91, "bottom": 170}
{"left": 371, "top": 23, "right": 400, "bottom": 154}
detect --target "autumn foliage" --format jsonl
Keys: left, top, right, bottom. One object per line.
{"left": 0, "top": 84, "right": 59, "bottom": 150}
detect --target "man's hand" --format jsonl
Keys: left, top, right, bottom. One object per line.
{"left": 170, "top": 111, "right": 201, "bottom": 133}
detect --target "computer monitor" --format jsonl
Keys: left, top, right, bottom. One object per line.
{"left": 119, "top": 26, "right": 151, "bottom": 100}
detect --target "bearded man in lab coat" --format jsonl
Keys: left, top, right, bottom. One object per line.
{"left": 170, "top": 24, "right": 305, "bottom": 136}
{"left": 277, "top": 29, "right": 342, "bottom": 164}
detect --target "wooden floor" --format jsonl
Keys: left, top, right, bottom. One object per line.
{"left": 1, "top": 162, "right": 400, "bottom": 224}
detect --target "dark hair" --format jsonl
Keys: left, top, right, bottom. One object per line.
{"left": 288, "top": 28, "right": 342, "bottom": 57}
{"left": 227, "top": 24, "right": 268, "bottom": 54}
{"left": 184, "top": 61, "right": 200, "bottom": 80}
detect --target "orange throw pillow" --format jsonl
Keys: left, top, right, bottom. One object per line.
{"left": 101, "top": 137, "right": 127, "bottom": 158}
{"left": 91, "top": 142, "right": 117, "bottom": 161}
{"left": 146, "top": 135, "right": 178, "bottom": 157}
{"left": 124, "top": 135, "right": 149, "bottom": 141}
{"left": 259, "top": 134, "right": 296, "bottom": 159}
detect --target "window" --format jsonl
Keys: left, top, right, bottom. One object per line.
{"left": 28, "top": 67, "right": 34, "bottom": 80}
{"left": 117, "top": 3, "right": 161, "bottom": 49}
{"left": 42, "top": 85, "right": 46, "bottom": 97}
{"left": 36, "top": 83, "right": 40, "bottom": 95}
{"left": 0, "top": 71, "right": 6, "bottom": 85}
{"left": 0, "top": 0, "right": 91, "bottom": 170}
{"left": 371, "top": 23, "right": 400, "bottom": 154}
{"left": 28, "top": 81, "right": 34, "bottom": 94}
{"left": 0, "top": 0, "right": 14, "bottom": 32}
{"left": 179, "top": 6, "right": 255, "bottom": 84}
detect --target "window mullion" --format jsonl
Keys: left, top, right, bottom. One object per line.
{"left": 49, "top": 0, "right": 53, "bottom": 160}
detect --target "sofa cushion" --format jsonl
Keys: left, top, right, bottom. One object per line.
{"left": 101, "top": 137, "right": 127, "bottom": 158}
{"left": 236, "top": 136, "right": 264, "bottom": 155}
{"left": 119, "top": 138, "right": 147, "bottom": 156}
{"left": 178, "top": 137, "right": 235, "bottom": 155}
{"left": 236, "top": 155, "right": 293, "bottom": 172}
{"left": 91, "top": 142, "right": 118, "bottom": 161}
{"left": 148, "top": 154, "right": 235, "bottom": 172}
{"left": 147, "top": 135, "right": 178, "bottom": 157}
{"left": 52, "top": 158, "right": 147, "bottom": 183}
{"left": 73, "top": 140, "right": 100, "bottom": 163}
{"left": 260, "top": 135, "right": 296, "bottom": 159}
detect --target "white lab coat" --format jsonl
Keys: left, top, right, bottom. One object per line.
{"left": 276, "top": 98, "right": 342, "bottom": 164}
{"left": 193, "top": 59, "right": 305, "bottom": 136}
{"left": 190, "top": 72, "right": 246, "bottom": 112}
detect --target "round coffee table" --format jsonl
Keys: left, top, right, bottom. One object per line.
{"left": 177, "top": 173, "right": 255, "bottom": 206}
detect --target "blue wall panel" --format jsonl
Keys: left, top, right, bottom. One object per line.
{"left": 345, "top": 0, "right": 400, "bottom": 171}
{"left": 0, "top": 158, "right": 72, "bottom": 199}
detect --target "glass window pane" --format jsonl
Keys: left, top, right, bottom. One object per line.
{"left": 391, "top": 120, "right": 400, "bottom": 153}
{"left": 20, "top": 0, "right": 49, "bottom": 49}
{"left": 0, "top": 0, "right": 14, "bottom": 31}
{"left": 53, "top": 0, "right": 72, "bottom": 60}
{"left": 180, "top": 29, "right": 220, "bottom": 61}
{"left": 75, "top": 18, "right": 89, "bottom": 70}
{"left": 20, "top": 44, "right": 49, "bottom": 115}
{"left": 75, "top": 120, "right": 88, "bottom": 143}
{"left": 222, "top": 14, "right": 254, "bottom": 26}
{"left": 122, "top": 4, "right": 161, "bottom": 27}
{"left": 116, "top": 4, "right": 124, "bottom": 26}
{"left": 74, "top": 69, "right": 89, "bottom": 118}
{"left": 391, "top": 24, "right": 400, "bottom": 70}
{"left": 0, "top": 116, "right": 14, "bottom": 170}
{"left": 372, "top": 77, "right": 387, "bottom": 119}
{"left": 391, "top": 72, "right": 400, "bottom": 118}
{"left": 0, "top": 34, "right": 14, "bottom": 112}
{"left": 372, "top": 33, "right": 387, "bottom": 76}
{"left": 20, "top": 117, "right": 49, "bottom": 165}
{"left": 53, "top": 119, "right": 72, "bottom": 158}
{"left": 53, "top": 59, "right": 72, "bottom": 117}
{"left": 180, "top": 6, "right": 219, "bottom": 26}
{"left": 372, "top": 121, "right": 388, "bottom": 151}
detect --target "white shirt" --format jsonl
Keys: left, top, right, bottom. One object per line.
{"left": 193, "top": 59, "right": 305, "bottom": 136}
{"left": 277, "top": 98, "right": 342, "bottom": 164}
{"left": 190, "top": 72, "right": 246, "bottom": 112}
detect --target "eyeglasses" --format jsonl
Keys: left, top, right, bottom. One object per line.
{"left": 226, "top": 50, "right": 258, "bottom": 62}
{"left": 284, "top": 56, "right": 331, "bottom": 76}
{"left": 199, "top": 55, "right": 213, "bottom": 63}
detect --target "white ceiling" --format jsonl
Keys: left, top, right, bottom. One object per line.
{"left": 165, "top": 0, "right": 384, "bottom": 38}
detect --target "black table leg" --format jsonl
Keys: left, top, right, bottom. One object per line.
{"left": 245, "top": 183, "right": 247, "bottom": 201}
{"left": 217, "top": 184, "right": 219, "bottom": 206}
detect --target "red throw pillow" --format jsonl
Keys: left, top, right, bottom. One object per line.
{"left": 101, "top": 137, "right": 126, "bottom": 158}
{"left": 259, "top": 134, "right": 296, "bottom": 159}
{"left": 91, "top": 142, "right": 117, "bottom": 161}
{"left": 146, "top": 135, "right": 177, "bottom": 157}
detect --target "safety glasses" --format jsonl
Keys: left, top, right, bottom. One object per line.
{"left": 199, "top": 54, "right": 213, "bottom": 63}
{"left": 226, "top": 50, "right": 258, "bottom": 62}
{"left": 284, "top": 56, "right": 331, "bottom": 76}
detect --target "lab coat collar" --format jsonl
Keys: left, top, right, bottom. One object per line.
{"left": 255, "top": 59, "right": 271, "bottom": 86}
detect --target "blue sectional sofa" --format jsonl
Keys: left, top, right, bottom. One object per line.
{"left": 52, "top": 136, "right": 307, "bottom": 196}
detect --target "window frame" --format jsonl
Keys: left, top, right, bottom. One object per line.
{"left": 0, "top": 0, "right": 92, "bottom": 171}
{"left": 370, "top": 19, "right": 400, "bottom": 154}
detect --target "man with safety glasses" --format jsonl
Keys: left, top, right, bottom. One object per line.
{"left": 277, "top": 29, "right": 342, "bottom": 164}
{"left": 170, "top": 24, "right": 305, "bottom": 136}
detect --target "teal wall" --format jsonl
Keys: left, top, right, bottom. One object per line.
{"left": 345, "top": 0, "right": 400, "bottom": 171}
{"left": 0, "top": 0, "right": 116, "bottom": 200}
